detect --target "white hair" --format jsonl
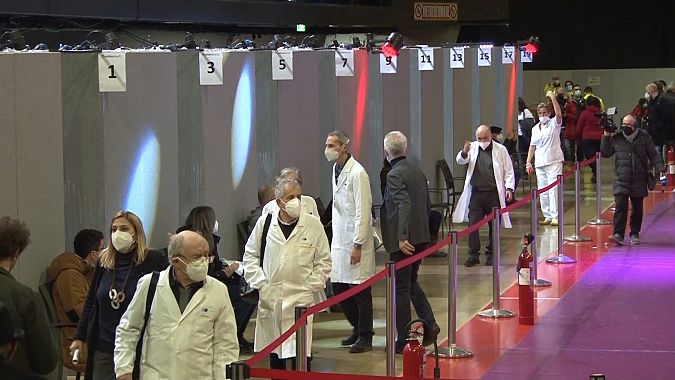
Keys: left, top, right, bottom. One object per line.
{"left": 167, "top": 233, "right": 186, "bottom": 258}
{"left": 327, "top": 130, "right": 350, "bottom": 146}
{"left": 274, "top": 178, "right": 301, "bottom": 199}
{"left": 384, "top": 131, "right": 407, "bottom": 156}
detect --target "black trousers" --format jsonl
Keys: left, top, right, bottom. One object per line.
{"left": 269, "top": 354, "right": 312, "bottom": 371}
{"left": 332, "top": 282, "right": 374, "bottom": 340}
{"left": 468, "top": 190, "right": 501, "bottom": 258}
{"left": 613, "top": 194, "right": 644, "bottom": 238}
{"left": 582, "top": 139, "right": 601, "bottom": 175}
{"left": 226, "top": 282, "right": 256, "bottom": 342}
{"left": 390, "top": 245, "right": 436, "bottom": 348}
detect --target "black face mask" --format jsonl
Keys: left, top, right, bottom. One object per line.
{"left": 623, "top": 126, "right": 635, "bottom": 135}
{"left": 557, "top": 95, "right": 566, "bottom": 103}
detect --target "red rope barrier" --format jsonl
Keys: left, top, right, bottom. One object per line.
{"left": 456, "top": 212, "right": 493, "bottom": 239}
{"left": 537, "top": 177, "right": 560, "bottom": 193}
{"left": 579, "top": 156, "right": 597, "bottom": 169}
{"left": 394, "top": 233, "right": 453, "bottom": 270}
{"left": 500, "top": 191, "right": 533, "bottom": 214}
{"left": 250, "top": 368, "right": 401, "bottom": 380}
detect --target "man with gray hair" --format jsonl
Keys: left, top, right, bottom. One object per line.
{"left": 324, "top": 130, "right": 375, "bottom": 353}
{"left": 380, "top": 131, "right": 440, "bottom": 354}
{"left": 114, "top": 231, "right": 238, "bottom": 380}
{"left": 243, "top": 178, "right": 331, "bottom": 370}
{"left": 262, "top": 167, "right": 320, "bottom": 217}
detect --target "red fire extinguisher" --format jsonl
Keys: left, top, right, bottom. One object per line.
{"left": 667, "top": 146, "right": 675, "bottom": 187}
{"left": 402, "top": 322, "right": 426, "bottom": 380}
{"left": 517, "top": 234, "right": 535, "bottom": 325}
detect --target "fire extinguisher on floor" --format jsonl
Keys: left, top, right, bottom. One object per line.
{"left": 401, "top": 319, "right": 441, "bottom": 380}
{"left": 517, "top": 234, "right": 535, "bottom": 325}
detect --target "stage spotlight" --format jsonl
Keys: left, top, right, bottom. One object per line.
{"left": 524, "top": 36, "right": 539, "bottom": 54}
{"left": 267, "top": 34, "right": 284, "bottom": 50}
{"left": 381, "top": 32, "right": 403, "bottom": 58}
{"left": 183, "top": 32, "right": 197, "bottom": 49}
{"left": 352, "top": 37, "right": 362, "bottom": 48}
{"left": 33, "top": 43, "right": 49, "bottom": 50}
{"left": 105, "top": 32, "right": 121, "bottom": 49}
{"left": 240, "top": 39, "right": 256, "bottom": 49}
{"left": 0, "top": 30, "right": 27, "bottom": 50}
{"left": 200, "top": 39, "right": 212, "bottom": 49}
{"left": 300, "top": 34, "right": 321, "bottom": 49}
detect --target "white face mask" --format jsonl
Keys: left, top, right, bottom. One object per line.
{"left": 574, "top": 90, "right": 581, "bottom": 97}
{"left": 179, "top": 257, "right": 208, "bottom": 282}
{"left": 213, "top": 220, "right": 219, "bottom": 234}
{"left": 479, "top": 141, "right": 491, "bottom": 150}
{"left": 112, "top": 231, "right": 135, "bottom": 253}
{"left": 324, "top": 147, "right": 340, "bottom": 162}
{"left": 645, "top": 92, "right": 651, "bottom": 100}
{"left": 539, "top": 116, "right": 550, "bottom": 124}
{"left": 281, "top": 198, "right": 301, "bottom": 219}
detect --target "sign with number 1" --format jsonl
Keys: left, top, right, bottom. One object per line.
{"left": 98, "top": 51, "right": 126, "bottom": 92}
{"left": 272, "top": 50, "right": 293, "bottom": 80}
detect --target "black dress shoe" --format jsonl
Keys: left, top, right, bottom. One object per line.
{"left": 349, "top": 339, "right": 373, "bottom": 353}
{"left": 341, "top": 333, "right": 359, "bottom": 346}
{"left": 239, "top": 341, "right": 254, "bottom": 354}
{"left": 485, "top": 256, "right": 493, "bottom": 266}
{"left": 464, "top": 257, "right": 480, "bottom": 267}
{"left": 421, "top": 322, "right": 441, "bottom": 346}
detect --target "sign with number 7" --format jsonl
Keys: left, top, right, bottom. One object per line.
{"left": 335, "top": 50, "right": 354, "bottom": 77}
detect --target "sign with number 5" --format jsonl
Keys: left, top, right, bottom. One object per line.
{"left": 98, "top": 51, "right": 126, "bottom": 92}
{"left": 272, "top": 50, "right": 293, "bottom": 80}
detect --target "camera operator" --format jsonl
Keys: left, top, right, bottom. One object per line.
{"left": 600, "top": 115, "right": 664, "bottom": 246}
{"left": 577, "top": 96, "right": 603, "bottom": 182}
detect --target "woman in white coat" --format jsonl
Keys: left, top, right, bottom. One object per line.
{"left": 243, "top": 178, "right": 331, "bottom": 370}
{"left": 452, "top": 125, "right": 515, "bottom": 266}
{"left": 325, "top": 130, "right": 376, "bottom": 353}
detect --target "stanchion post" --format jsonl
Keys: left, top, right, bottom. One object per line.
{"left": 478, "top": 208, "right": 516, "bottom": 318}
{"left": 530, "top": 189, "right": 551, "bottom": 287}
{"left": 589, "top": 153, "right": 611, "bottom": 225}
{"left": 565, "top": 162, "right": 592, "bottom": 242}
{"left": 226, "top": 361, "right": 250, "bottom": 380}
{"left": 385, "top": 261, "right": 396, "bottom": 376}
{"left": 546, "top": 174, "right": 577, "bottom": 264}
{"left": 433, "top": 232, "right": 473, "bottom": 358}
{"left": 294, "top": 306, "right": 308, "bottom": 371}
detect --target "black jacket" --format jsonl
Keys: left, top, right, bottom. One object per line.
{"left": 600, "top": 130, "right": 664, "bottom": 198}
{"left": 74, "top": 250, "right": 167, "bottom": 380}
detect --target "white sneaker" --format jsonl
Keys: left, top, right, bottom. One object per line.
{"left": 549, "top": 219, "right": 559, "bottom": 226}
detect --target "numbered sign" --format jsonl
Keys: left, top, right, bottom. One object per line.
{"left": 379, "top": 54, "right": 397, "bottom": 74}
{"left": 502, "top": 46, "right": 515, "bottom": 64}
{"left": 521, "top": 50, "right": 533, "bottom": 63}
{"left": 98, "top": 51, "right": 126, "bottom": 92}
{"left": 477, "top": 47, "right": 491, "bottom": 67}
{"left": 199, "top": 50, "right": 223, "bottom": 85}
{"left": 450, "top": 47, "right": 464, "bottom": 69}
{"left": 417, "top": 47, "right": 434, "bottom": 71}
{"left": 335, "top": 50, "right": 355, "bottom": 77}
{"left": 272, "top": 50, "right": 293, "bottom": 80}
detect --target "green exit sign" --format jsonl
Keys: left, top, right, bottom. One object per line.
{"left": 296, "top": 24, "right": 306, "bottom": 32}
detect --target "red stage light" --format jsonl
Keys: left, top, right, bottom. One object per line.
{"left": 382, "top": 43, "right": 398, "bottom": 58}
{"left": 524, "top": 42, "right": 538, "bottom": 54}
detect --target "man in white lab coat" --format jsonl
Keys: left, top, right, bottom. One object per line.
{"left": 324, "top": 130, "right": 375, "bottom": 353}
{"left": 114, "top": 231, "right": 239, "bottom": 380}
{"left": 262, "top": 168, "right": 320, "bottom": 218}
{"left": 243, "top": 178, "right": 331, "bottom": 370}
{"left": 452, "top": 125, "right": 515, "bottom": 267}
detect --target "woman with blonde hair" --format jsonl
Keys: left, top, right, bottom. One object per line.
{"left": 70, "top": 211, "right": 167, "bottom": 380}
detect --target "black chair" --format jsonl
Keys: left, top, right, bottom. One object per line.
{"left": 314, "top": 196, "right": 326, "bottom": 220}
{"left": 38, "top": 282, "right": 82, "bottom": 380}
{"left": 429, "top": 159, "right": 463, "bottom": 230}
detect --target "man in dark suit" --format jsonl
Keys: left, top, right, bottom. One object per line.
{"left": 380, "top": 131, "right": 440, "bottom": 353}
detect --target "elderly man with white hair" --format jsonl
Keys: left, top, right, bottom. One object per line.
{"left": 114, "top": 231, "right": 239, "bottom": 380}
{"left": 380, "top": 131, "right": 440, "bottom": 354}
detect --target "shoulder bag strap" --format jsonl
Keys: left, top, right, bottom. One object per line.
{"left": 260, "top": 213, "right": 273, "bottom": 266}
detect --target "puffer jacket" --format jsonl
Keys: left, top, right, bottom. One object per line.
{"left": 47, "top": 252, "right": 94, "bottom": 372}
{"left": 600, "top": 130, "right": 664, "bottom": 198}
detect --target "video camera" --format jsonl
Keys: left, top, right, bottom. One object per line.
{"left": 595, "top": 107, "right": 618, "bottom": 132}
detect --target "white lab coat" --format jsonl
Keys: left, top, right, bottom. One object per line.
{"left": 262, "top": 195, "right": 320, "bottom": 218}
{"left": 330, "top": 157, "right": 376, "bottom": 284}
{"left": 243, "top": 209, "right": 331, "bottom": 359}
{"left": 452, "top": 141, "right": 515, "bottom": 228}
{"left": 114, "top": 268, "right": 239, "bottom": 380}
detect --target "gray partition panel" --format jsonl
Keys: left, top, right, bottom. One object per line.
{"left": 201, "top": 51, "right": 257, "bottom": 259}
{"left": 366, "top": 51, "right": 384, "bottom": 205}
{"left": 14, "top": 53, "right": 65, "bottom": 288}
{"left": 408, "top": 49, "right": 422, "bottom": 168}
{"left": 420, "top": 48, "right": 445, "bottom": 190}
{"left": 254, "top": 51, "right": 277, "bottom": 186}
{"left": 441, "top": 49, "right": 456, "bottom": 171}
{"left": 381, "top": 49, "right": 412, "bottom": 141}
{"left": 452, "top": 48, "right": 476, "bottom": 177}
{"left": 277, "top": 50, "right": 321, "bottom": 197}
{"left": 61, "top": 53, "right": 106, "bottom": 242}
{"left": 478, "top": 48, "right": 498, "bottom": 127}
{"left": 0, "top": 55, "right": 17, "bottom": 217}
{"left": 176, "top": 52, "right": 205, "bottom": 222}
{"left": 103, "top": 52, "right": 179, "bottom": 249}
{"left": 317, "top": 50, "right": 337, "bottom": 206}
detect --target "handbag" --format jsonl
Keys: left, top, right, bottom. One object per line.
{"left": 240, "top": 213, "right": 272, "bottom": 304}
{"left": 648, "top": 171, "right": 657, "bottom": 191}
